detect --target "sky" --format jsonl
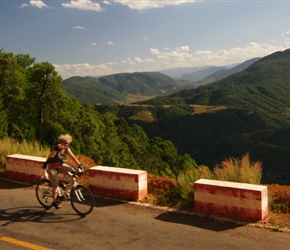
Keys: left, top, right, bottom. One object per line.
{"left": 1, "top": 0, "right": 290, "bottom": 79}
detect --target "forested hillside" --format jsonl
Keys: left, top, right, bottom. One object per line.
{"left": 0, "top": 50, "right": 197, "bottom": 179}
{"left": 62, "top": 72, "right": 196, "bottom": 104}
{"left": 131, "top": 49, "right": 290, "bottom": 184}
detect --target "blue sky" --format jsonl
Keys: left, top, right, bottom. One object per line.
{"left": 1, "top": 1, "right": 290, "bottom": 79}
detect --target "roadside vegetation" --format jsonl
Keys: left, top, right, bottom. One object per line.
{"left": 1, "top": 138, "right": 289, "bottom": 231}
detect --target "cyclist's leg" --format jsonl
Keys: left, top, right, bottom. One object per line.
{"left": 46, "top": 168, "right": 61, "bottom": 208}
{"left": 58, "top": 163, "right": 74, "bottom": 176}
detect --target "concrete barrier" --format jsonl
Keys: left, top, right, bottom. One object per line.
{"left": 6, "top": 154, "right": 46, "bottom": 183}
{"left": 194, "top": 179, "right": 268, "bottom": 220}
{"left": 89, "top": 166, "right": 147, "bottom": 201}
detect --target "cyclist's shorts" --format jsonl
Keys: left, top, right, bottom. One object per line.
{"left": 47, "top": 163, "right": 74, "bottom": 187}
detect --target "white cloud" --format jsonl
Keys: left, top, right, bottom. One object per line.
{"left": 54, "top": 42, "right": 288, "bottom": 79}
{"left": 20, "top": 0, "right": 197, "bottom": 12}
{"left": 73, "top": 26, "right": 86, "bottom": 30}
{"left": 62, "top": 0, "right": 105, "bottom": 12}
{"left": 149, "top": 43, "right": 287, "bottom": 68}
{"left": 150, "top": 45, "right": 193, "bottom": 64}
{"left": 107, "top": 41, "right": 114, "bottom": 45}
{"left": 134, "top": 57, "right": 154, "bottom": 63}
{"left": 92, "top": 42, "right": 97, "bottom": 46}
{"left": 20, "top": 3, "right": 29, "bottom": 8}
{"left": 103, "top": 0, "right": 112, "bottom": 5}
{"left": 282, "top": 31, "right": 290, "bottom": 44}
{"left": 54, "top": 63, "right": 114, "bottom": 79}
{"left": 112, "top": 0, "right": 197, "bottom": 11}
{"left": 149, "top": 48, "right": 159, "bottom": 55}
{"left": 20, "top": 0, "right": 49, "bottom": 9}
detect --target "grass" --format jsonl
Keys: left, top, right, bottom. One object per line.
{"left": 190, "top": 104, "right": 228, "bottom": 115}
{"left": 129, "top": 111, "right": 155, "bottom": 122}
{"left": 213, "top": 153, "right": 262, "bottom": 184}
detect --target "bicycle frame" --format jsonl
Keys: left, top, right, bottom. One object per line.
{"left": 56, "top": 172, "right": 79, "bottom": 201}
{"left": 37, "top": 169, "right": 94, "bottom": 216}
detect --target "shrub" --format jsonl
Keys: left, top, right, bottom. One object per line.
{"left": 147, "top": 166, "right": 214, "bottom": 209}
{"left": 213, "top": 153, "right": 262, "bottom": 184}
{"left": 147, "top": 174, "right": 182, "bottom": 206}
{"left": 177, "top": 165, "right": 214, "bottom": 209}
{"left": 268, "top": 184, "right": 290, "bottom": 213}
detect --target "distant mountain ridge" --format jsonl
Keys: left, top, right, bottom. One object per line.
{"left": 198, "top": 57, "right": 261, "bottom": 84}
{"left": 62, "top": 59, "right": 260, "bottom": 105}
{"left": 62, "top": 72, "right": 199, "bottom": 104}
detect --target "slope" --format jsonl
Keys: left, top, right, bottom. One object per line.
{"left": 62, "top": 72, "right": 191, "bottom": 104}
{"left": 133, "top": 49, "right": 290, "bottom": 184}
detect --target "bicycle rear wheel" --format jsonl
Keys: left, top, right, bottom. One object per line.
{"left": 36, "top": 179, "right": 53, "bottom": 209}
{"left": 70, "top": 185, "right": 94, "bottom": 216}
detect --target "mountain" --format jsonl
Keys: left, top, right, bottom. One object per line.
{"left": 128, "top": 49, "right": 290, "bottom": 184}
{"left": 178, "top": 58, "right": 260, "bottom": 83}
{"left": 62, "top": 72, "right": 196, "bottom": 104}
{"left": 159, "top": 66, "right": 211, "bottom": 79}
{"left": 62, "top": 59, "right": 260, "bottom": 105}
{"left": 171, "top": 49, "right": 290, "bottom": 112}
{"left": 199, "top": 57, "right": 261, "bottom": 84}
{"left": 180, "top": 66, "right": 229, "bottom": 82}
{"left": 62, "top": 76, "right": 126, "bottom": 104}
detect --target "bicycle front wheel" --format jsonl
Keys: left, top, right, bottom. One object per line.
{"left": 36, "top": 179, "right": 53, "bottom": 209}
{"left": 70, "top": 185, "right": 94, "bottom": 216}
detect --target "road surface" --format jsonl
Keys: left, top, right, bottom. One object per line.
{"left": 0, "top": 178, "right": 289, "bottom": 250}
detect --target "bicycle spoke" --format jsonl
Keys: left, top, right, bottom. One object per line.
{"left": 70, "top": 185, "right": 94, "bottom": 216}
{"left": 36, "top": 179, "right": 53, "bottom": 209}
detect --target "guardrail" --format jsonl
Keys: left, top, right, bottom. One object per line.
{"left": 6, "top": 154, "right": 46, "bottom": 183}
{"left": 5, "top": 154, "right": 268, "bottom": 220}
{"left": 194, "top": 179, "right": 268, "bottom": 220}
{"left": 89, "top": 166, "right": 147, "bottom": 201}
{"left": 5, "top": 154, "right": 147, "bottom": 201}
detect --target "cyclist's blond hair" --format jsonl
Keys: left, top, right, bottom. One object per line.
{"left": 58, "top": 134, "right": 72, "bottom": 144}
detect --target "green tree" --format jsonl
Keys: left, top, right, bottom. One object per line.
{"left": 98, "top": 112, "right": 137, "bottom": 168}
{"left": 0, "top": 51, "right": 31, "bottom": 139}
{"left": 0, "top": 94, "right": 8, "bottom": 138}
{"left": 26, "top": 62, "right": 64, "bottom": 141}
{"left": 116, "top": 119, "right": 149, "bottom": 169}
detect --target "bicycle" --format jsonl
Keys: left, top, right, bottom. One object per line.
{"left": 35, "top": 169, "right": 94, "bottom": 216}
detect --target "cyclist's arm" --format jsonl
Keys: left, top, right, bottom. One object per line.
{"left": 48, "top": 150, "right": 57, "bottom": 158}
{"left": 67, "top": 148, "right": 81, "bottom": 166}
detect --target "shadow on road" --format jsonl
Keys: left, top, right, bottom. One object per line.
{"left": 155, "top": 211, "right": 245, "bottom": 232}
{"left": 0, "top": 177, "right": 33, "bottom": 189}
{"left": 0, "top": 206, "right": 83, "bottom": 225}
{"left": 93, "top": 196, "right": 126, "bottom": 208}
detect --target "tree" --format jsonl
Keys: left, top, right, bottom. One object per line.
{"left": 26, "top": 62, "right": 64, "bottom": 141}
{"left": 0, "top": 94, "right": 8, "bottom": 138}
{"left": 0, "top": 51, "right": 30, "bottom": 140}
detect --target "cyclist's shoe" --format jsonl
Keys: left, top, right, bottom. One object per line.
{"left": 52, "top": 201, "right": 62, "bottom": 209}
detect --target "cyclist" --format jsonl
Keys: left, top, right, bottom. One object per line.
{"left": 44, "top": 134, "right": 84, "bottom": 209}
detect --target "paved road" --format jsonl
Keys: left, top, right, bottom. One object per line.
{"left": 0, "top": 178, "right": 289, "bottom": 250}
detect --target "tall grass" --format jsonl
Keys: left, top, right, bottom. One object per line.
{"left": 0, "top": 138, "right": 50, "bottom": 167}
{"left": 213, "top": 153, "right": 262, "bottom": 184}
